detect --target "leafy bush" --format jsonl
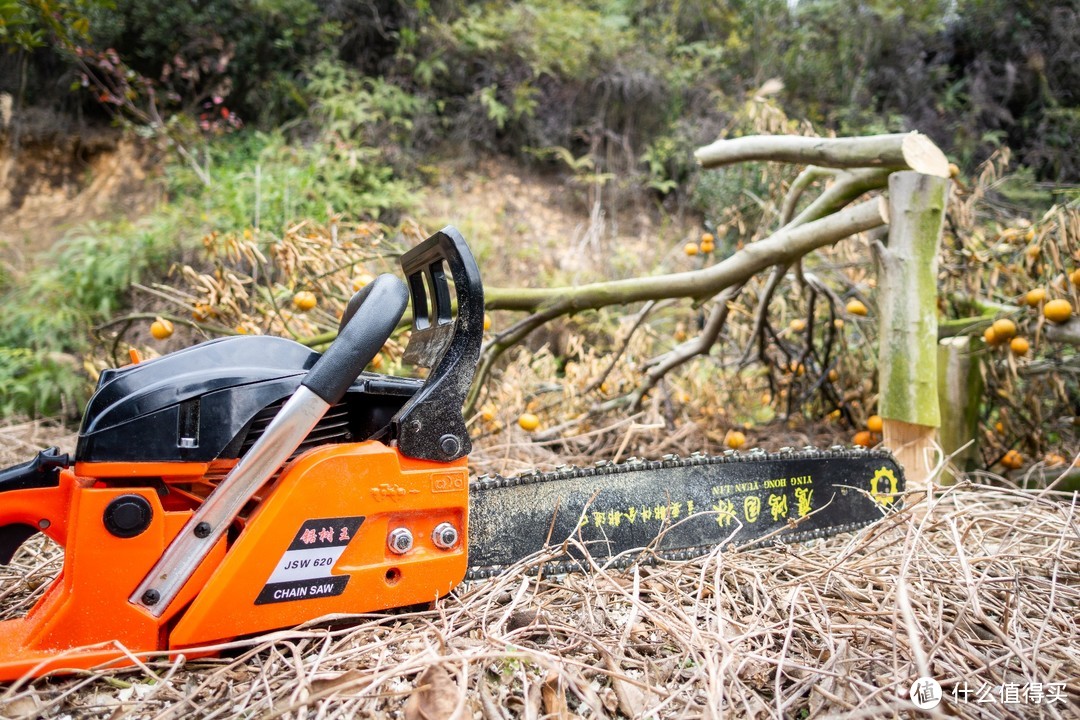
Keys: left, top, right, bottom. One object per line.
{"left": 85, "top": 0, "right": 328, "bottom": 125}
{"left": 0, "top": 347, "right": 85, "bottom": 418}
{"left": 1, "top": 221, "right": 177, "bottom": 350}
{"left": 0, "top": 218, "right": 181, "bottom": 416}
{"left": 0, "top": 59, "right": 421, "bottom": 418}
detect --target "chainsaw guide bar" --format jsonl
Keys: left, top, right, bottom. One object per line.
{"left": 466, "top": 447, "right": 904, "bottom": 579}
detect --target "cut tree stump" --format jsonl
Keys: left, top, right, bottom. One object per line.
{"left": 883, "top": 419, "right": 940, "bottom": 492}
{"left": 937, "top": 335, "right": 983, "bottom": 483}
{"left": 877, "top": 171, "right": 950, "bottom": 490}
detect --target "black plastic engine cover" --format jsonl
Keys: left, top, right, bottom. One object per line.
{"left": 75, "top": 335, "right": 421, "bottom": 464}
{"left": 77, "top": 336, "right": 316, "bottom": 463}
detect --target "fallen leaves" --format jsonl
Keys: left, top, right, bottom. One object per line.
{"left": 541, "top": 672, "right": 570, "bottom": 719}
{"left": 404, "top": 666, "right": 461, "bottom": 720}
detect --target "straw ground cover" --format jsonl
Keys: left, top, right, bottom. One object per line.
{"left": 0, "top": 420, "right": 1077, "bottom": 718}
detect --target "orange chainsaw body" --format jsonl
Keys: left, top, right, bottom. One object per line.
{"left": 0, "top": 447, "right": 467, "bottom": 680}
{"left": 0, "top": 228, "right": 483, "bottom": 681}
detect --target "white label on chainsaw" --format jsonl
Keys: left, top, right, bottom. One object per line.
{"left": 267, "top": 546, "right": 349, "bottom": 584}
{"left": 256, "top": 516, "right": 364, "bottom": 605}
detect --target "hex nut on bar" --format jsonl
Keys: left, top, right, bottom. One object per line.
{"left": 388, "top": 528, "right": 413, "bottom": 554}
{"left": 432, "top": 522, "right": 459, "bottom": 549}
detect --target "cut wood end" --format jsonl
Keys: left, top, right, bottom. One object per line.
{"left": 877, "top": 195, "right": 890, "bottom": 225}
{"left": 692, "top": 142, "right": 717, "bottom": 164}
{"left": 882, "top": 418, "right": 940, "bottom": 491}
{"left": 901, "top": 132, "right": 950, "bottom": 178}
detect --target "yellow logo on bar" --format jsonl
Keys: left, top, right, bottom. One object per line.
{"left": 871, "top": 466, "right": 899, "bottom": 506}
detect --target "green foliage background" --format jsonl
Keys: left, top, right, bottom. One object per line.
{"left": 4, "top": 0, "right": 1077, "bottom": 180}
{"left": 0, "top": 0, "right": 1077, "bottom": 419}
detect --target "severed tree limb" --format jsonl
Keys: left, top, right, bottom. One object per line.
{"left": 695, "top": 132, "right": 950, "bottom": 178}
{"left": 625, "top": 169, "right": 890, "bottom": 398}
{"left": 801, "top": 272, "right": 846, "bottom": 380}
{"left": 473, "top": 198, "right": 889, "bottom": 411}
{"left": 781, "top": 166, "right": 832, "bottom": 289}
{"left": 791, "top": 285, "right": 821, "bottom": 403}
{"left": 795, "top": 281, "right": 854, "bottom": 424}
{"left": 733, "top": 168, "right": 891, "bottom": 367}
{"left": 780, "top": 166, "right": 833, "bottom": 227}
{"left": 1045, "top": 318, "right": 1080, "bottom": 346}
{"left": 1018, "top": 356, "right": 1080, "bottom": 377}
{"left": 787, "top": 168, "right": 892, "bottom": 227}
{"left": 740, "top": 263, "right": 789, "bottom": 366}
{"left": 788, "top": 168, "right": 889, "bottom": 288}
{"left": 485, "top": 196, "right": 889, "bottom": 314}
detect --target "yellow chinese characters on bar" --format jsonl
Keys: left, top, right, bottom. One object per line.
{"left": 577, "top": 476, "right": 816, "bottom": 529}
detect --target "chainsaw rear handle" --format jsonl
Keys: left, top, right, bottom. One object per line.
{"left": 303, "top": 273, "right": 410, "bottom": 404}
{"left": 0, "top": 447, "right": 71, "bottom": 564}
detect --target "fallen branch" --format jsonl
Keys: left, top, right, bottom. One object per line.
{"left": 631, "top": 283, "right": 746, "bottom": 409}
{"left": 485, "top": 197, "right": 888, "bottom": 314}
{"left": 780, "top": 166, "right": 834, "bottom": 227}
{"left": 473, "top": 197, "right": 885, "bottom": 414}
{"left": 470, "top": 197, "right": 887, "bottom": 412}
{"left": 695, "top": 132, "right": 949, "bottom": 178}
{"left": 786, "top": 169, "right": 891, "bottom": 227}
{"left": 627, "top": 169, "right": 892, "bottom": 398}
{"left": 1045, "top": 318, "right": 1080, "bottom": 346}
{"left": 740, "top": 264, "right": 789, "bottom": 366}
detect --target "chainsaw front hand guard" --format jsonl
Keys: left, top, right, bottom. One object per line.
{"left": 392, "top": 226, "right": 484, "bottom": 462}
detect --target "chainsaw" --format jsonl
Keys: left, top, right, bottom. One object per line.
{"left": 0, "top": 227, "right": 904, "bottom": 680}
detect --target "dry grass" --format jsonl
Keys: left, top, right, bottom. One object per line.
{"left": 1, "top": 420, "right": 1078, "bottom": 718}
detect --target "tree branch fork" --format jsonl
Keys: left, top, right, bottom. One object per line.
{"left": 469, "top": 132, "right": 953, "bottom": 415}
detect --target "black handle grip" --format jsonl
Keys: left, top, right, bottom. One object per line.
{"left": 0, "top": 446, "right": 67, "bottom": 494}
{"left": 302, "top": 274, "right": 409, "bottom": 404}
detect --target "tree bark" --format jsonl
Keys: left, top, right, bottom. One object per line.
{"left": 878, "top": 172, "right": 949, "bottom": 488}
{"left": 695, "top": 132, "right": 950, "bottom": 178}
{"left": 937, "top": 336, "right": 982, "bottom": 483}
{"left": 786, "top": 169, "right": 891, "bottom": 228}
{"left": 1045, "top": 318, "right": 1080, "bottom": 346}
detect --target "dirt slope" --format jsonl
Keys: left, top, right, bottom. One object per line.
{"left": 0, "top": 115, "right": 157, "bottom": 263}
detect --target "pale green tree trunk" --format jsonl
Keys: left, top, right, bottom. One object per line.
{"left": 877, "top": 171, "right": 950, "bottom": 488}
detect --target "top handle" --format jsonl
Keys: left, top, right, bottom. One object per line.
{"left": 304, "top": 274, "right": 410, "bottom": 404}
{"left": 393, "top": 226, "right": 484, "bottom": 462}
